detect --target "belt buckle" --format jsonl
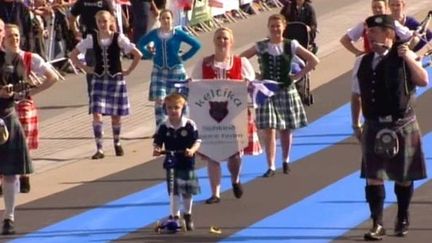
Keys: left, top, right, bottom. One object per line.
{"left": 378, "top": 115, "right": 393, "bottom": 123}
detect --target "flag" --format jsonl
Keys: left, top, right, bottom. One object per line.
{"left": 249, "top": 80, "right": 280, "bottom": 107}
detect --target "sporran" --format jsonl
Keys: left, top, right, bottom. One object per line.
{"left": 374, "top": 128, "right": 399, "bottom": 159}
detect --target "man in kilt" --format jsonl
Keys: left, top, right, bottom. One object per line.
{"left": 0, "top": 22, "right": 59, "bottom": 235}
{"left": 4, "top": 23, "right": 58, "bottom": 193}
{"left": 351, "top": 14, "right": 429, "bottom": 240}
{"left": 153, "top": 93, "right": 201, "bottom": 231}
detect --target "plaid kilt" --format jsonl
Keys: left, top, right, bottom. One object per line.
{"left": 255, "top": 86, "right": 308, "bottom": 130}
{"left": 0, "top": 110, "right": 33, "bottom": 175}
{"left": 15, "top": 99, "right": 39, "bottom": 150}
{"left": 243, "top": 108, "right": 262, "bottom": 155}
{"left": 148, "top": 65, "right": 188, "bottom": 101}
{"left": 166, "top": 168, "right": 200, "bottom": 196}
{"left": 90, "top": 74, "right": 130, "bottom": 116}
{"left": 360, "top": 117, "right": 427, "bottom": 181}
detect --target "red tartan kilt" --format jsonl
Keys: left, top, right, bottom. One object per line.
{"left": 243, "top": 109, "right": 262, "bottom": 155}
{"left": 15, "top": 99, "right": 39, "bottom": 150}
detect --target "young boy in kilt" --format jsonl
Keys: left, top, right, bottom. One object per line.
{"left": 70, "top": 10, "right": 142, "bottom": 159}
{"left": 152, "top": 92, "right": 201, "bottom": 231}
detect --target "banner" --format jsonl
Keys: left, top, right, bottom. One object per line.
{"left": 211, "top": 0, "right": 240, "bottom": 17}
{"left": 189, "top": 80, "right": 248, "bottom": 161}
{"left": 189, "top": 0, "right": 213, "bottom": 26}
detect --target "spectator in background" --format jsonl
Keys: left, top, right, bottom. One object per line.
{"left": 280, "top": 0, "right": 318, "bottom": 53}
{"left": 340, "top": 0, "right": 413, "bottom": 56}
{"left": 130, "top": 0, "right": 152, "bottom": 44}
{"left": 0, "top": 0, "right": 33, "bottom": 51}
{"left": 389, "top": 0, "right": 432, "bottom": 52}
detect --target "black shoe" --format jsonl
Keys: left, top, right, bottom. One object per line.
{"left": 205, "top": 196, "right": 221, "bottom": 204}
{"left": 91, "top": 151, "right": 105, "bottom": 160}
{"left": 183, "top": 213, "right": 194, "bottom": 231}
{"left": 364, "top": 224, "right": 386, "bottom": 241}
{"left": 394, "top": 219, "right": 409, "bottom": 237}
{"left": 20, "top": 175, "right": 30, "bottom": 193}
{"left": 282, "top": 162, "right": 291, "bottom": 174}
{"left": 232, "top": 182, "right": 243, "bottom": 199}
{"left": 262, "top": 169, "right": 275, "bottom": 178}
{"left": 114, "top": 145, "right": 124, "bottom": 156}
{"left": 2, "top": 219, "right": 15, "bottom": 235}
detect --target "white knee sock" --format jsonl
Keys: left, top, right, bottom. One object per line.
{"left": 2, "top": 176, "right": 18, "bottom": 221}
{"left": 170, "top": 194, "right": 181, "bottom": 217}
{"left": 182, "top": 194, "right": 193, "bottom": 214}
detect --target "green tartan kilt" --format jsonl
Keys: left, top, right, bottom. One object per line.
{"left": 360, "top": 118, "right": 427, "bottom": 181}
{"left": 166, "top": 168, "right": 200, "bottom": 196}
{"left": 0, "top": 110, "right": 33, "bottom": 175}
{"left": 255, "top": 86, "right": 308, "bottom": 130}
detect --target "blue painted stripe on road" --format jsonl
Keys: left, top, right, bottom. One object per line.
{"left": 13, "top": 71, "right": 432, "bottom": 242}
{"left": 220, "top": 133, "right": 432, "bottom": 243}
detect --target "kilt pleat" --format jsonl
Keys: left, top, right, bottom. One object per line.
{"left": 243, "top": 109, "right": 262, "bottom": 155}
{"left": 148, "top": 66, "right": 188, "bottom": 101}
{"left": 16, "top": 99, "right": 39, "bottom": 150}
{"left": 166, "top": 168, "right": 200, "bottom": 196}
{"left": 0, "top": 111, "right": 33, "bottom": 175}
{"left": 255, "top": 86, "right": 308, "bottom": 130}
{"left": 360, "top": 118, "right": 427, "bottom": 181}
{"left": 90, "top": 75, "right": 130, "bottom": 116}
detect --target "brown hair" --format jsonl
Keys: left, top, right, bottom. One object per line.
{"left": 159, "top": 9, "right": 174, "bottom": 18}
{"left": 268, "top": 14, "right": 287, "bottom": 26}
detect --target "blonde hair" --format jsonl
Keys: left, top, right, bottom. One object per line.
{"left": 164, "top": 93, "right": 186, "bottom": 107}
{"left": 95, "top": 10, "right": 116, "bottom": 30}
{"left": 96, "top": 10, "right": 113, "bottom": 19}
{"left": 213, "top": 27, "right": 234, "bottom": 41}
{"left": 4, "top": 24, "right": 19, "bottom": 32}
{"left": 267, "top": 14, "right": 287, "bottom": 26}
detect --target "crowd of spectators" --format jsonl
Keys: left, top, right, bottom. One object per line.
{"left": 0, "top": 0, "right": 281, "bottom": 74}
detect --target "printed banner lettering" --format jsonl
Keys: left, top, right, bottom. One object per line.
{"left": 189, "top": 80, "right": 248, "bottom": 161}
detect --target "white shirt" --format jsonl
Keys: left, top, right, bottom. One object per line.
{"left": 76, "top": 33, "right": 136, "bottom": 54}
{"left": 18, "top": 50, "right": 50, "bottom": 76}
{"left": 261, "top": 39, "right": 301, "bottom": 56}
{"left": 191, "top": 56, "right": 256, "bottom": 81}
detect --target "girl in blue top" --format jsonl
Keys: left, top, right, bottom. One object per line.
{"left": 137, "top": 9, "right": 201, "bottom": 126}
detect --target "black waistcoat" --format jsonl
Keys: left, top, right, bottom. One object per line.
{"left": 357, "top": 46, "right": 415, "bottom": 120}
{"left": 0, "top": 51, "right": 26, "bottom": 110}
{"left": 92, "top": 32, "right": 122, "bottom": 76}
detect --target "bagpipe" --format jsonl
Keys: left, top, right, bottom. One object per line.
{"left": 418, "top": 11, "right": 432, "bottom": 68}
{"left": 410, "top": 10, "right": 432, "bottom": 68}
{"left": 0, "top": 82, "right": 36, "bottom": 94}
